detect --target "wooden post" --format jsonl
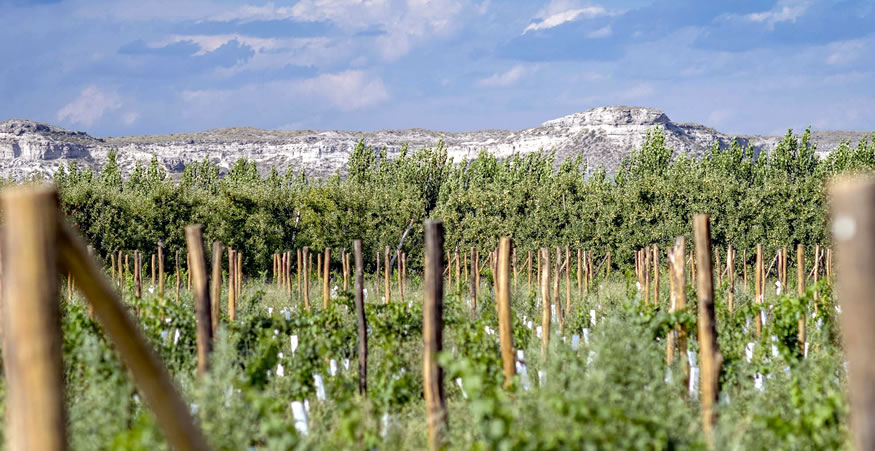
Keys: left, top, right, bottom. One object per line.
{"left": 755, "top": 243, "right": 763, "bottom": 336}
{"left": 470, "top": 247, "right": 477, "bottom": 314}
{"left": 797, "top": 244, "right": 805, "bottom": 354}
{"left": 813, "top": 244, "right": 821, "bottom": 308}
{"left": 384, "top": 246, "right": 391, "bottom": 304}
{"left": 653, "top": 244, "right": 659, "bottom": 305}
{"left": 158, "top": 244, "right": 164, "bottom": 298}
{"left": 577, "top": 248, "right": 583, "bottom": 297}
{"left": 185, "top": 225, "right": 212, "bottom": 376}
{"left": 497, "top": 237, "right": 515, "bottom": 389}
{"left": 353, "top": 240, "right": 368, "bottom": 397}
{"left": 540, "top": 248, "right": 551, "bottom": 357}
{"left": 644, "top": 248, "right": 651, "bottom": 305}
{"left": 527, "top": 250, "right": 533, "bottom": 294}
{"left": 743, "top": 249, "right": 748, "bottom": 291}
{"left": 175, "top": 250, "right": 180, "bottom": 303}
{"left": 693, "top": 215, "right": 722, "bottom": 443}
{"left": 323, "top": 248, "right": 331, "bottom": 309}
{"left": 317, "top": 252, "right": 322, "bottom": 285}
{"left": 56, "top": 216, "right": 210, "bottom": 451}
{"left": 236, "top": 251, "right": 242, "bottom": 300}
{"left": 423, "top": 221, "right": 446, "bottom": 451}
{"left": 1, "top": 187, "right": 66, "bottom": 451}
{"left": 564, "top": 247, "right": 572, "bottom": 321}
{"left": 397, "top": 250, "right": 404, "bottom": 302}
{"left": 303, "top": 247, "right": 310, "bottom": 310}
{"left": 136, "top": 251, "right": 142, "bottom": 299}
{"left": 455, "top": 248, "right": 461, "bottom": 293}
{"left": 227, "top": 249, "right": 236, "bottom": 321}
{"left": 554, "top": 247, "right": 563, "bottom": 331}
{"left": 297, "top": 249, "right": 302, "bottom": 297}
{"left": 728, "top": 245, "right": 735, "bottom": 314}
{"left": 151, "top": 253, "right": 156, "bottom": 290}
{"left": 111, "top": 253, "right": 116, "bottom": 281}
{"left": 211, "top": 242, "right": 222, "bottom": 336}
{"left": 826, "top": 247, "right": 832, "bottom": 283}
{"left": 830, "top": 177, "right": 875, "bottom": 451}
{"left": 118, "top": 250, "right": 124, "bottom": 295}
{"left": 186, "top": 250, "right": 191, "bottom": 291}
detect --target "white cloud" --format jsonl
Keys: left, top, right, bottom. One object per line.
{"left": 208, "top": 0, "right": 467, "bottom": 61}
{"left": 122, "top": 112, "right": 139, "bottom": 125}
{"left": 826, "top": 39, "right": 866, "bottom": 65}
{"left": 523, "top": 1, "right": 613, "bottom": 34}
{"left": 478, "top": 65, "right": 535, "bottom": 87}
{"left": 745, "top": 0, "right": 809, "bottom": 29}
{"left": 586, "top": 25, "right": 612, "bottom": 38}
{"left": 57, "top": 86, "right": 122, "bottom": 127}
{"left": 181, "top": 70, "right": 388, "bottom": 113}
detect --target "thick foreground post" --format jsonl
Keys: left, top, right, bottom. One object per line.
{"left": 693, "top": 215, "right": 721, "bottom": 445}
{"left": 185, "top": 225, "right": 212, "bottom": 376}
{"left": 423, "top": 221, "right": 446, "bottom": 451}
{"left": 353, "top": 240, "right": 367, "bottom": 396}
{"left": 830, "top": 177, "right": 875, "bottom": 451}
{"left": 1, "top": 187, "right": 65, "bottom": 451}
{"left": 497, "top": 237, "right": 516, "bottom": 389}
{"left": 539, "top": 248, "right": 551, "bottom": 357}
{"left": 211, "top": 242, "right": 222, "bottom": 336}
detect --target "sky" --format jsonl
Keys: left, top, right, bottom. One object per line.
{"left": 1, "top": 0, "right": 874, "bottom": 137}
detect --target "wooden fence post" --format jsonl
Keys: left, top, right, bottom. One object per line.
{"left": 830, "top": 177, "right": 875, "bottom": 451}
{"left": 728, "top": 245, "right": 735, "bottom": 314}
{"left": 236, "top": 251, "right": 242, "bottom": 301}
{"left": 398, "top": 250, "right": 404, "bottom": 303}
{"left": 175, "top": 250, "right": 180, "bottom": 303}
{"left": 564, "top": 247, "right": 572, "bottom": 321}
{"left": 136, "top": 251, "right": 142, "bottom": 299}
{"left": 151, "top": 253, "right": 156, "bottom": 290}
{"left": 577, "top": 248, "right": 583, "bottom": 297}
{"left": 540, "top": 248, "right": 551, "bottom": 357}
{"left": 497, "top": 237, "right": 515, "bottom": 389}
{"left": 755, "top": 243, "right": 763, "bottom": 336}
{"left": 470, "top": 247, "right": 477, "bottom": 314}
{"left": 1, "top": 186, "right": 66, "bottom": 451}
{"left": 797, "top": 244, "right": 805, "bottom": 354}
{"left": 553, "top": 247, "right": 563, "bottom": 331}
{"left": 185, "top": 225, "right": 212, "bottom": 376}
{"left": 693, "top": 215, "right": 722, "bottom": 444}
{"left": 211, "top": 242, "right": 222, "bottom": 336}
{"left": 384, "top": 246, "right": 391, "bottom": 304}
{"left": 353, "top": 240, "right": 367, "bottom": 397}
{"left": 653, "top": 244, "right": 660, "bottom": 305}
{"left": 423, "top": 221, "right": 446, "bottom": 451}
{"left": 323, "top": 248, "right": 331, "bottom": 309}
{"left": 158, "top": 244, "right": 164, "bottom": 298}
{"left": 303, "top": 247, "right": 310, "bottom": 310}
{"left": 227, "top": 249, "right": 236, "bottom": 321}
{"left": 297, "top": 249, "right": 302, "bottom": 298}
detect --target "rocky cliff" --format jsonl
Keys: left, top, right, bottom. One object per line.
{"left": 0, "top": 106, "right": 869, "bottom": 180}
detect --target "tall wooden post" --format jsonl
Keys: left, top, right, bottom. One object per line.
{"left": 830, "top": 178, "right": 875, "bottom": 451}
{"left": 470, "top": 247, "right": 477, "bottom": 314}
{"left": 577, "top": 248, "right": 583, "bottom": 297}
{"left": 353, "top": 240, "right": 367, "bottom": 397}
{"left": 813, "top": 244, "right": 821, "bottom": 307}
{"left": 151, "top": 253, "right": 156, "bottom": 290}
{"left": 527, "top": 250, "right": 533, "bottom": 294}
{"left": 397, "top": 250, "right": 404, "bottom": 302}
{"left": 653, "top": 244, "right": 659, "bottom": 305}
{"left": 553, "top": 247, "right": 563, "bottom": 331}
{"left": 136, "top": 251, "right": 142, "bottom": 299}
{"left": 158, "top": 244, "right": 164, "bottom": 298}
{"left": 297, "top": 249, "right": 302, "bottom": 297}
{"left": 796, "top": 244, "right": 806, "bottom": 354}
{"left": 671, "top": 237, "right": 689, "bottom": 389}
{"left": 211, "top": 242, "right": 222, "bottom": 336}
{"left": 423, "top": 221, "right": 446, "bottom": 451}
{"left": 539, "top": 248, "right": 551, "bottom": 357}
{"left": 497, "top": 237, "right": 515, "bottom": 389}
{"left": 227, "top": 249, "right": 236, "bottom": 321}
{"left": 564, "top": 247, "right": 572, "bottom": 321}
{"left": 317, "top": 252, "right": 322, "bottom": 285}
{"left": 175, "top": 250, "right": 180, "bottom": 303}
{"left": 693, "top": 215, "right": 721, "bottom": 443}
{"left": 185, "top": 225, "right": 212, "bottom": 376}
{"left": 743, "top": 248, "right": 748, "bottom": 291}
{"left": 323, "top": 248, "right": 331, "bottom": 309}
{"left": 384, "top": 246, "right": 391, "bottom": 304}
{"left": 728, "top": 245, "right": 735, "bottom": 314}
{"left": 111, "top": 253, "right": 116, "bottom": 282}
{"left": 236, "top": 251, "right": 242, "bottom": 301}
{"left": 755, "top": 243, "right": 763, "bottom": 336}
{"left": 1, "top": 187, "right": 66, "bottom": 451}
{"left": 118, "top": 250, "right": 124, "bottom": 297}
{"left": 302, "top": 247, "right": 310, "bottom": 310}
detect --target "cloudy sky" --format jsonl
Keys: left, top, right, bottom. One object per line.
{"left": 2, "top": 0, "right": 873, "bottom": 136}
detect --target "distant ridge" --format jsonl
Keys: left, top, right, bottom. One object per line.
{"left": 0, "top": 106, "right": 870, "bottom": 180}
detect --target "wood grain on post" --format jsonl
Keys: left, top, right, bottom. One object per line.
{"left": 673, "top": 238, "right": 689, "bottom": 389}
{"left": 423, "top": 221, "right": 447, "bottom": 451}
{"left": 666, "top": 246, "right": 676, "bottom": 365}
{"left": 1, "top": 187, "right": 66, "bottom": 451}
{"left": 353, "top": 240, "right": 368, "bottom": 397}
{"left": 227, "top": 249, "right": 236, "bottom": 321}
{"left": 323, "top": 248, "right": 331, "bottom": 309}
{"left": 755, "top": 243, "right": 763, "bottom": 336}
{"left": 797, "top": 244, "right": 805, "bottom": 353}
{"left": 564, "top": 247, "right": 571, "bottom": 321}
{"left": 158, "top": 244, "right": 164, "bottom": 298}
{"left": 539, "top": 248, "right": 551, "bottom": 357}
{"left": 693, "top": 215, "right": 722, "bottom": 443}
{"left": 211, "top": 242, "right": 222, "bottom": 336}
{"left": 653, "top": 244, "right": 659, "bottom": 305}
{"left": 384, "top": 246, "right": 391, "bottom": 304}
{"left": 175, "top": 250, "right": 180, "bottom": 303}
{"left": 56, "top": 215, "right": 210, "bottom": 451}
{"left": 494, "top": 237, "right": 517, "bottom": 390}
{"left": 830, "top": 177, "right": 875, "bottom": 451}
{"left": 185, "top": 225, "right": 212, "bottom": 376}
{"left": 303, "top": 247, "right": 310, "bottom": 310}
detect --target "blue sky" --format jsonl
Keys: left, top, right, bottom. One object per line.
{"left": 2, "top": 0, "right": 873, "bottom": 136}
